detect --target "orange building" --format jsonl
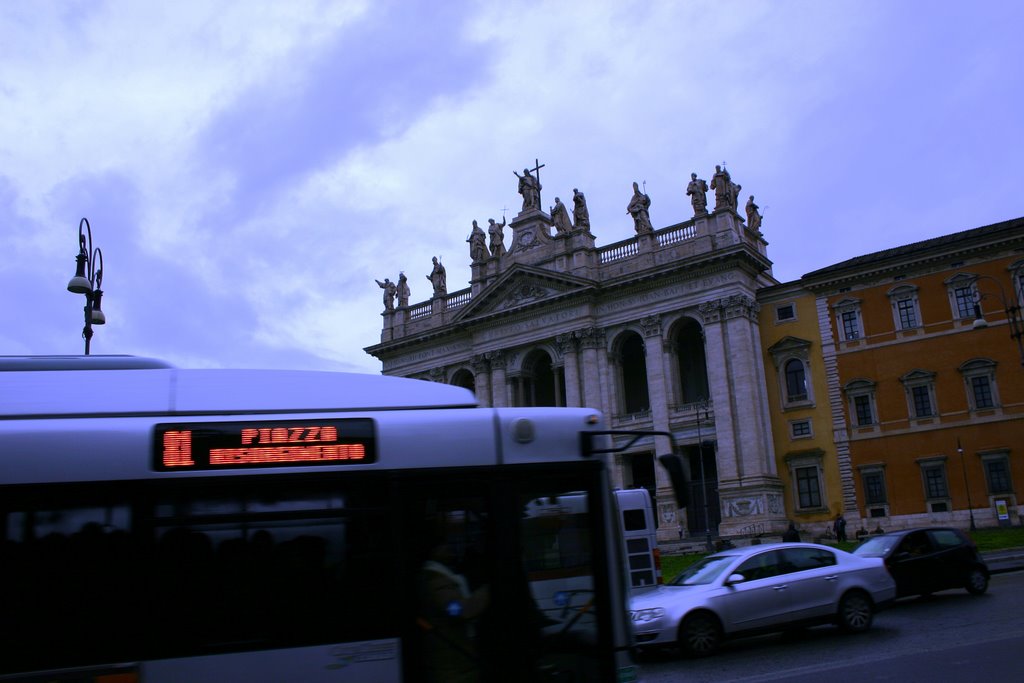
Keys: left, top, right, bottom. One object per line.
{"left": 798, "top": 217, "right": 1024, "bottom": 532}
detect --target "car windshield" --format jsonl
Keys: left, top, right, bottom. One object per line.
{"left": 669, "top": 555, "right": 736, "bottom": 586}
{"left": 853, "top": 536, "right": 897, "bottom": 557}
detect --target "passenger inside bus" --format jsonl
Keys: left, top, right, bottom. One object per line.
{"left": 417, "top": 532, "right": 491, "bottom": 683}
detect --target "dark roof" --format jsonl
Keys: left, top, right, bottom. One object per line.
{"left": 802, "top": 215, "right": 1024, "bottom": 280}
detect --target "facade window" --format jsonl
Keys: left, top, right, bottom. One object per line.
{"left": 917, "top": 459, "right": 950, "bottom": 509}
{"left": 784, "top": 359, "right": 808, "bottom": 402}
{"left": 1014, "top": 261, "right": 1024, "bottom": 306}
{"left": 953, "top": 287, "right": 975, "bottom": 319}
{"left": 980, "top": 451, "right": 1013, "bottom": 494}
{"left": 888, "top": 284, "right": 921, "bottom": 331}
{"left": 832, "top": 298, "right": 863, "bottom": 342}
{"left": 841, "top": 311, "right": 859, "bottom": 340}
{"left": 862, "top": 470, "right": 887, "bottom": 505}
{"left": 971, "top": 377, "right": 994, "bottom": 408}
{"left": 767, "top": 337, "right": 814, "bottom": 409}
{"left": 959, "top": 358, "right": 999, "bottom": 411}
{"left": 945, "top": 273, "right": 979, "bottom": 321}
{"left": 776, "top": 303, "right": 795, "bottom": 322}
{"left": 854, "top": 395, "right": 874, "bottom": 426}
{"left": 796, "top": 467, "right": 822, "bottom": 509}
{"left": 786, "top": 450, "right": 826, "bottom": 512}
{"left": 790, "top": 420, "right": 812, "bottom": 439}
{"left": 911, "top": 386, "right": 933, "bottom": 417}
{"left": 900, "top": 370, "right": 937, "bottom": 421}
{"left": 844, "top": 379, "right": 877, "bottom": 428}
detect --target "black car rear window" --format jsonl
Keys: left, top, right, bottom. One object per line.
{"left": 929, "top": 529, "right": 966, "bottom": 549}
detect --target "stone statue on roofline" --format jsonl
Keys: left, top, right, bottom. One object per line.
{"left": 488, "top": 217, "right": 506, "bottom": 257}
{"left": 686, "top": 172, "right": 708, "bottom": 216}
{"left": 375, "top": 277, "right": 397, "bottom": 311}
{"left": 627, "top": 181, "right": 653, "bottom": 234}
{"left": 550, "top": 197, "right": 573, "bottom": 235}
{"left": 467, "top": 219, "right": 488, "bottom": 262}
{"left": 397, "top": 272, "right": 410, "bottom": 307}
{"left": 710, "top": 165, "right": 731, "bottom": 211}
{"left": 572, "top": 188, "right": 590, "bottom": 232}
{"left": 513, "top": 167, "right": 541, "bottom": 211}
{"left": 427, "top": 256, "right": 446, "bottom": 297}
{"left": 745, "top": 195, "right": 763, "bottom": 232}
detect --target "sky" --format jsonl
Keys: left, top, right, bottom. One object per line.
{"left": 3, "top": 1, "right": 1022, "bottom": 374}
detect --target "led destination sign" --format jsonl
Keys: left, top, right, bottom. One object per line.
{"left": 154, "top": 418, "right": 376, "bottom": 470}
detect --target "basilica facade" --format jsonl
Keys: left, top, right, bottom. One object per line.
{"left": 365, "top": 166, "right": 789, "bottom": 542}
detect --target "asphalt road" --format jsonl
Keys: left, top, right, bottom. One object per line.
{"left": 636, "top": 568, "right": 1024, "bottom": 683}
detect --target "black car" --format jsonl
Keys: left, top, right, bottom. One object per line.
{"left": 852, "top": 526, "right": 989, "bottom": 598}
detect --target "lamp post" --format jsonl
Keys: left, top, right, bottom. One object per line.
{"left": 956, "top": 439, "right": 977, "bottom": 531}
{"left": 694, "top": 398, "right": 714, "bottom": 552}
{"left": 66, "top": 218, "right": 106, "bottom": 355}
{"left": 971, "top": 267, "right": 1024, "bottom": 367}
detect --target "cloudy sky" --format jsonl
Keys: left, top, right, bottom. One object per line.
{"left": 3, "top": 1, "right": 1022, "bottom": 373}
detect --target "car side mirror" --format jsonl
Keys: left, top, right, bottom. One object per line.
{"left": 724, "top": 573, "right": 746, "bottom": 586}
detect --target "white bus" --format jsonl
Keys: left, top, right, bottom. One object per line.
{"left": 614, "top": 488, "right": 662, "bottom": 590}
{"left": 0, "top": 356, "right": 688, "bottom": 683}
{"left": 524, "top": 488, "right": 661, "bottom": 597}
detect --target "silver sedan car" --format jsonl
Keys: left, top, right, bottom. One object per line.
{"left": 630, "top": 542, "right": 896, "bottom": 656}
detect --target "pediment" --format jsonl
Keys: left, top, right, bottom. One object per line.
{"left": 452, "top": 265, "right": 597, "bottom": 323}
{"left": 767, "top": 336, "right": 812, "bottom": 355}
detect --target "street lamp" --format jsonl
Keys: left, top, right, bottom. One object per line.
{"left": 66, "top": 218, "right": 106, "bottom": 355}
{"left": 956, "top": 439, "right": 977, "bottom": 531}
{"left": 694, "top": 398, "right": 714, "bottom": 552}
{"left": 971, "top": 267, "right": 1024, "bottom": 367}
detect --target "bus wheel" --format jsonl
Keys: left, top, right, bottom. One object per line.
{"left": 678, "top": 612, "right": 721, "bottom": 657}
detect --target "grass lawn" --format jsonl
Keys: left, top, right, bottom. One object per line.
{"left": 659, "top": 524, "right": 1024, "bottom": 583}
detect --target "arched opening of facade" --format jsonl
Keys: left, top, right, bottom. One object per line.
{"left": 670, "top": 317, "right": 710, "bottom": 407}
{"left": 519, "top": 348, "right": 561, "bottom": 407}
{"left": 615, "top": 331, "right": 650, "bottom": 415}
{"left": 450, "top": 368, "right": 475, "bottom": 394}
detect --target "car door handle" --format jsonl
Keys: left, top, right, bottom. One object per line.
{"left": 824, "top": 575, "right": 839, "bottom": 581}
{"left": 773, "top": 585, "right": 788, "bottom": 591}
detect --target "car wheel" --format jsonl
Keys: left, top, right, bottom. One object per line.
{"left": 965, "top": 567, "right": 989, "bottom": 595}
{"left": 837, "top": 590, "right": 873, "bottom": 632}
{"left": 678, "top": 612, "right": 722, "bottom": 657}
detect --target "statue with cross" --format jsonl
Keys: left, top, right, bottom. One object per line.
{"left": 513, "top": 158, "right": 545, "bottom": 212}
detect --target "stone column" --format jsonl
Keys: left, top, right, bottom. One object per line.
{"left": 640, "top": 315, "right": 678, "bottom": 542}
{"left": 557, "top": 333, "right": 581, "bottom": 407}
{"left": 472, "top": 354, "right": 491, "bottom": 407}
{"left": 699, "top": 295, "right": 785, "bottom": 537}
{"left": 488, "top": 350, "right": 508, "bottom": 408}
{"left": 577, "top": 328, "right": 605, "bottom": 411}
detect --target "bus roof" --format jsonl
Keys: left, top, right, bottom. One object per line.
{"left": 0, "top": 355, "right": 479, "bottom": 417}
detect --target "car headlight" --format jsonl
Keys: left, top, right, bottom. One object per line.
{"left": 630, "top": 607, "right": 666, "bottom": 623}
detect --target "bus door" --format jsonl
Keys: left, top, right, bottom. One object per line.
{"left": 615, "top": 488, "right": 662, "bottom": 589}
{"left": 399, "top": 464, "right": 615, "bottom": 683}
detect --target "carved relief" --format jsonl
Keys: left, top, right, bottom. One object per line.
{"left": 486, "top": 349, "right": 507, "bottom": 370}
{"left": 428, "top": 366, "right": 446, "bottom": 383}
{"left": 726, "top": 496, "right": 764, "bottom": 517}
{"left": 697, "top": 294, "right": 759, "bottom": 325}
{"left": 575, "top": 327, "right": 606, "bottom": 350}
{"left": 507, "top": 283, "right": 547, "bottom": 306}
{"left": 555, "top": 333, "right": 577, "bottom": 356}
{"left": 471, "top": 354, "right": 489, "bottom": 374}
{"left": 639, "top": 315, "right": 662, "bottom": 338}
